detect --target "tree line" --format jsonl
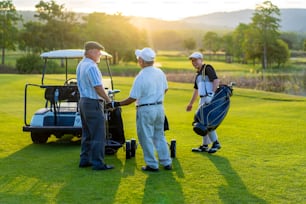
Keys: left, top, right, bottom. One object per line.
{"left": 183, "top": 1, "right": 296, "bottom": 69}
{"left": 0, "top": 0, "right": 305, "bottom": 70}
{"left": 0, "top": 0, "right": 147, "bottom": 66}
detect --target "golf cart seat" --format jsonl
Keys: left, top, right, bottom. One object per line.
{"left": 44, "top": 85, "right": 80, "bottom": 103}
{"left": 40, "top": 85, "right": 80, "bottom": 127}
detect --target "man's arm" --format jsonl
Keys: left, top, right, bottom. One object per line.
{"left": 186, "top": 89, "right": 198, "bottom": 111}
{"left": 94, "top": 85, "right": 111, "bottom": 103}
{"left": 212, "top": 78, "right": 220, "bottom": 93}
{"left": 119, "top": 97, "right": 136, "bottom": 106}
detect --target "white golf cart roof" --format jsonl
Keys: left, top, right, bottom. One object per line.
{"left": 39, "top": 49, "right": 113, "bottom": 86}
{"left": 40, "top": 49, "right": 112, "bottom": 59}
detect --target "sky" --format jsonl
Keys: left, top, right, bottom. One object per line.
{"left": 11, "top": 0, "right": 306, "bottom": 21}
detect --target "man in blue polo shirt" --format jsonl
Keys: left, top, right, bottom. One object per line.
{"left": 77, "top": 41, "right": 114, "bottom": 170}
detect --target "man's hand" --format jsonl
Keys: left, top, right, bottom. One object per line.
{"left": 186, "top": 104, "right": 192, "bottom": 112}
{"left": 106, "top": 101, "right": 120, "bottom": 109}
{"left": 205, "top": 93, "right": 214, "bottom": 104}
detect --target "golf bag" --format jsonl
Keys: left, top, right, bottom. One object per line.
{"left": 105, "top": 107, "right": 125, "bottom": 155}
{"left": 108, "top": 107, "right": 125, "bottom": 144}
{"left": 193, "top": 84, "right": 234, "bottom": 136}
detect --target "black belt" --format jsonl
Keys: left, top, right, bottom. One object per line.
{"left": 136, "top": 101, "right": 162, "bottom": 107}
{"left": 200, "top": 93, "right": 213, "bottom": 97}
{"left": 81, "top": 97, "right": 104, "bottom": 102}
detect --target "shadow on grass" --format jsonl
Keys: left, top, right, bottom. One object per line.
{"left": 1, "top": 136, "right": 185, "bottom": 203}
{"left": 0, "top": 138, "right": 124, "bottom": 203}
{"left": 122, "top": 154, "right": 137, "bottom": 177}
{"left": 234, "top": 93, "right": 306, "bottom": 102}
{"left": 207, "top": 155, "right": 267, "bottom": 204}
{"left": 142, "top": 158, "right": 185, "bottom": 204}
{"left": 56, "top": 154, "right": 123, "bottom": 203}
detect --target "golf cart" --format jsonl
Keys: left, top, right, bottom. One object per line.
{"left": 22, "top": 49, "right": 135, "bottom": 157}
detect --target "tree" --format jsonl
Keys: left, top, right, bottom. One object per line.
{"left": 203, "top": 31, "right": 220, "bottom": 54}
{"left": 23, "top": 0, "right": 81, "bottom": 51}
{"left": 183, "top": 37, "right": 196, "bottom": 51}
{"left": 34, "top": 0, "right": 65, "bottom": 22}
{"left": 82, "top": 12, "right": 146, "bottom": 64}
{"left": 232, "top": 23, "right": 249, "bottom": 63}
{"left": 202, "top": 31, "right": 221, "bottom": 61}
{"left": 0, "top": 0, "right": 22, "bottom": 64}
{"left": 251, "top": 1, "right": 280, "bottom": 69}
{"left": 19, "top": 21, "right": 45, "bottom": 53}
{"left": 269, "top": 39, "right": 290, "bottom": 68}
{"left": 243, "top": 25, "right": 262, "bottom": 65}
{"left": 280, "top": 32, "right": 301, "bottom": 50}
{"left": 221, "top": 33, "right": 233, "bottom": 63}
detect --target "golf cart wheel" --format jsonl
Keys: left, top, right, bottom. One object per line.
{"left": 126, "top": 140, "right": 131, "bottom": 159}
{"left": 170, "top": 139, "right": 176, "bottom": 158}
{"left": 31, "top": 133, "right": 49, "bottom": 144}
{"left": 130, "top": 138, "right": 136, "bottom": 157}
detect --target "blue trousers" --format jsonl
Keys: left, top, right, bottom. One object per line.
{"left": 79, "top": 98, "right": 106, "bottom": 167}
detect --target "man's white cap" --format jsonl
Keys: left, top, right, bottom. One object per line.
{"left": 189, "top": 52, "right": 203, "bottom": 59}
{"left": 135, "top": 47, "right": 156, "bottom": 62}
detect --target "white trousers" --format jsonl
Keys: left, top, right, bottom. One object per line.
{"left": 136, "top": 105, "right": 172, "bottom": 169}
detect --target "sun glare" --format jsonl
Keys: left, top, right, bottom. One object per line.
{"left": 13, "top": 0, "right": 306, "bottom": 21}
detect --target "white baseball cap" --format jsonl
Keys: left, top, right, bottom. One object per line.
{"left": 189, "top": 52, "right": 203, "bottom": 59}
{"left": 135, "top": 48, "right": 156, "bottom": 62}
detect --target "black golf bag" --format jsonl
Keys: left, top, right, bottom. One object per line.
{"left": 105, "top": 107, "right": 125, "bottom": 154}
{"left": 108, "top": 107, "right": 125, "bottom": 144}
{"left": 193, "top": 84, "right": 234, "bottom": 136}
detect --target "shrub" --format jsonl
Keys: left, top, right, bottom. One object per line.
{"left": 0, "top": 64, "right": 18, "bottom": 73}
{"left": 16, "top": 54, "right": 44, "bottom": 74}
{"left": 16, "top": 55, "right": 60, "bottom": 74}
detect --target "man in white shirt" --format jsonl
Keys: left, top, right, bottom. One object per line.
{"left": 109, "top": 48, "right": 172, "bottom": 171}
{"left": 186, "top": 52, "right": 221, "bottom": 153}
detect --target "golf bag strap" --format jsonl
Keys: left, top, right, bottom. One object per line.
{"left": 202, "top": 64, "right": 208, "bottom": 81}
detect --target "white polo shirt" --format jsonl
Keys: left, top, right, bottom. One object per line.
{"left": 129, "top": 66, "right": 167, "bottom": 106}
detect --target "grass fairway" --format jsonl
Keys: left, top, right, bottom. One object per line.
{"left": 0, "top": 74, "right": 305, "bottom": 203}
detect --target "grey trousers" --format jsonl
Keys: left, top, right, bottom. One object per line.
{"left": 79, "top": 98, "right": 106, "bottom": 167}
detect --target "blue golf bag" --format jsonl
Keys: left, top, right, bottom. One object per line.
{"left": 193, "top": 83, "right": 234, "bottom": 136}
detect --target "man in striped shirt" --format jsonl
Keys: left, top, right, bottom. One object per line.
{"left": 77, "top": 41, "right": 114, "bottom": 170}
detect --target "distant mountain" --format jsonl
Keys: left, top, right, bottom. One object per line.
{"left": 129, "top": 9, "right": 306, "bottom": 33}
{"left": 279, "top": 9, "right": 306, "bottom": 32}
{"left": 19, "top": 8, "right": 306, "bottom": 33}
{"left": 181, "top": 9, "right": 306, "bottom": 32}
{"left": 181, "top": 9, "right": 253, "bottom": 30}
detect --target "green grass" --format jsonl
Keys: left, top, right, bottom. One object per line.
{"left": 0, "top": 74, "right": 305, "bottom": 203}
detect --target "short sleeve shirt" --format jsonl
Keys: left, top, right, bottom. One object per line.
{"left": 76, "top": 58, "right": 103, "bottom": 99}
{"left": 194, "top": 64, "right": 218, "bottom": 90}
{"left": 129, "top": 66, "right": 168, "bottom": 106}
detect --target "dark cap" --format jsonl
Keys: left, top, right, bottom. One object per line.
{"left": 84, "top": 41, "right": 104, "bottom": 51}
